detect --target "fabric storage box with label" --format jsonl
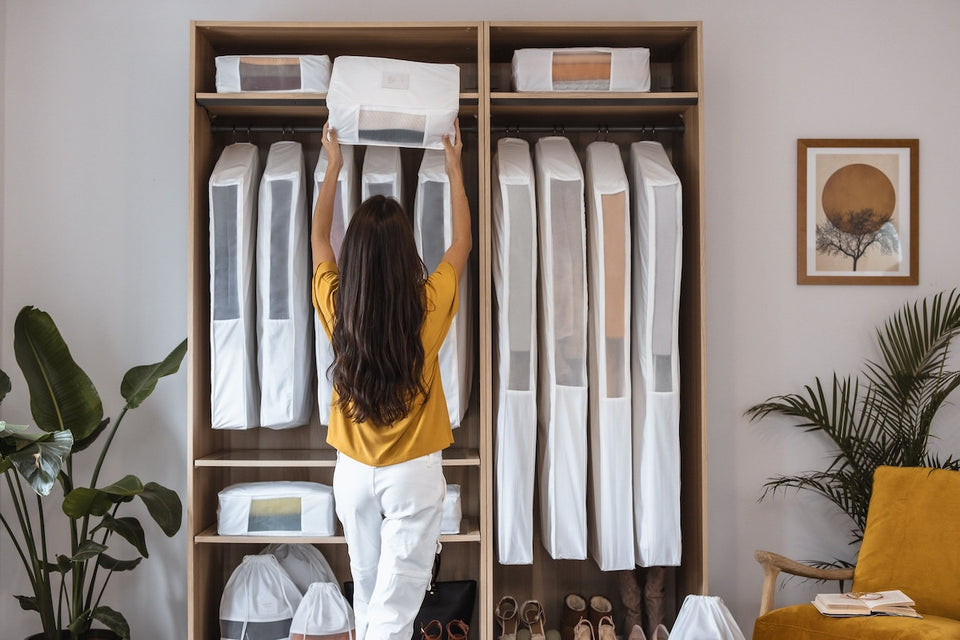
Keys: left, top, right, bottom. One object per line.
{"left": 441, "top": 484, "right": 463, "bottom": 535}
{"left": 218, "top": 481, "right": 336, "bottom": 536}
{"left": 215, "top": 55, "right": 332, "bottom": 93}
{"left": 512, "top": 47, "right": 650, "bottom": 92}
{"left": 326, "top": 56, "right": 460, "bottom": 149}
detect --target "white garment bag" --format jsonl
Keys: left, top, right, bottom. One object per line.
{"left": 534, "top": 136, "right": 588, "bottom": 560}
{"left": 209, "top": 142, "right": 260, "bottom": 430}
{"left": 312, "top": 146, "right": 358, "bottom": 425}
{"left": 289, "top": 582, "right": 356, "bottom": 640}
{"left": 361, "top": 145, "right": 403, "bottom": 204}
{"left": 629, "top": 141, "right": 683, "bottom": 567}
{"left": 669, "top": 595, "right": 746, "bottom": 640}
{"left": 585, "top": 141, "right": 635, "bottom": 571}
{"left": 326, "top": 56, "right": 459, "bottom": 149}
{"left": 259, "top": 543, "right": 336, "bottom": 594}
{"left": 257, "top": 141, "right": 313, "bottom": 429}
{"left": 491, "top": 138, "right": 538, "bottom": 565}
{"left": 414, "top": 149, "right": 473, "bottom": 428}
{"left": 219, "top": 554, "right": 303, "bottom": 640}
{"left": 215, "top": 55, "right": 331, "bottom": 93}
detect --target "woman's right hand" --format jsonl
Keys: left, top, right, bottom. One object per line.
{"left": 442, "top": 118, "right": 463, "bottom": 176}
{"left": 321, "top": 121, "right": 343, "bottom": 171}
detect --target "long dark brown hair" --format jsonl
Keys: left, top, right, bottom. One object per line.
{"left": 331, "top": 195, "right": 428, "bottom": 426}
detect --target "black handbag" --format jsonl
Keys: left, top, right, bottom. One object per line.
{"left": 343, "top": 552, "right": 477, "bottom": 639}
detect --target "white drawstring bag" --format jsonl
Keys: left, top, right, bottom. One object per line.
{"left": 492, "top": 138, "right": 538, "bottom": 565}
{"left": 219, "top": 554, "right": 302, "bottom": 640}
{"left": 584, "top": 141, "right": 634, "bottom": 571}
{"left": 414, "top": 149, "right": 473, "bottom": 428}
{"left": 209, "top": 142, "right": 261, "bottom": 430}
{"left": 259, "top": 544, "right": 336, "bottom": 594}
{"left": 312, "top": 146, "right": 358, "bottom": 425}
{"left": 257, "top": 141, "right": 313, "bottom": 430}
{"left": 512, "top": 47, "right": 650, "bottom": 92}
{"left": 289, "top": 582, "right": 356, "bottom": 640}
{"left": 215, "top": 55, "right": 331, "bottom": 93}
{"left": 361, "top": 145, "right": 403, "bottom": 204}
{"left": 629, "top": 141, "right": 683, "bottom": 567}
{"left": 326, "top": 56, "right": 459, "bottom": 149}
{"left": 534, "top": 136, "right": 588, "bottom": 560}
{"left": 669, "top": 595, "right": 746, "bottom": 640}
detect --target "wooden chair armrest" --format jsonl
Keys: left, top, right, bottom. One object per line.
{"left": 755, "top": 550, "right": 856, "bottom": 617}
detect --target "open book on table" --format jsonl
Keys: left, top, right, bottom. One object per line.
{"left": 813, "top": 590, "right": 921, "bottom": 618}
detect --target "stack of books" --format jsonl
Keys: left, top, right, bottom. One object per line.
{"left": 813, "top": 590, "right": 920, "bottom": 618}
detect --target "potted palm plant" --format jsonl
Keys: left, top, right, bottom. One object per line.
{"left": 746, "top": 290, "right": 960, "bottom": 559}
{"left": 0, "top": 306, "right": 186, "bottom": 639}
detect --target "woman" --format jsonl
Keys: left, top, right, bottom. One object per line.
{"left": 311, "top": 119, "right": 472, "bottom": 640}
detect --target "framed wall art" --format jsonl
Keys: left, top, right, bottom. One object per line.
{"left": 797, "top": 138, "right": 918, "bottom": 285}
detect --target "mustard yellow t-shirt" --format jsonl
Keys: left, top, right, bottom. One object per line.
{"left": 312, "top": 260, "right": 459, "bottom": 466}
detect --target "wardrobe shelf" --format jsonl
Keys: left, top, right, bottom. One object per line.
{"left": 196, "top": 92, "right": 481, "bottom": 120}
{"left": 194, "top": 519, "right": 481, "bottom": 544}
{"left": 194, "top": 447, "right": 480, "bottom": 467}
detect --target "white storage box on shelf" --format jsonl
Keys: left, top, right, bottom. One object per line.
{"left": 441, "top": 484, "right": 462, "bottom": 535}
{"left": 312, "top": 146, "right": 358, "bottom": 425}
{"left": 259, "top": 543, "right": 337, "bottom": 594}
{"left": 289, "top": 582, "right": 356, "bottom": 640}
{"left": 584, "top": 141, "right": 635, "bottom": 571}
{"left": 512, "top": 47, "right": 650, "bottom": 92}
{"left": 219, "top": 554, "right": 303, "bottom": 640}
{"left": 361, "top": 145, "right": 403, "bottom": 204}
{"left": 215, "top": 55, "right": 332, "bottom": 93}
{"left": 218, "top": 481, "right": 336, "bottom": 537}
{"left": 414, "top": 149, "right": 473, "bottom": 428}
{"left": 257, "top": 141, "right": 313, "bottom": 430}
{"left": 629, "top": 140, "right": 683, "bottom": 567}
{"left": 534, "top": 136, "right": 588, "bottom": 560}
{"left": 491, "top": 137, "right": 538, "bottom": 565}
{"left": 209, "top": 142, "right": 260, "bottom": 430}
{"left": 326, "top": 55, "right": 460, "bottom": 149}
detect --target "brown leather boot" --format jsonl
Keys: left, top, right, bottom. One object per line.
{"left": 587, "top": 595, "right": 613, "bottom": 631}
{"left": 643, "top": 566, "right": 667, "bottom": 639}
{"left": 560, "top": 593, "right": 587, "bottom": 640}
{"left": 618, "top": 568, "right": 644, "bottom": 630}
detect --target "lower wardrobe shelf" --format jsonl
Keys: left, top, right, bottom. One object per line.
{"left": 194, "top": 519, "right": 482, "bottom": 544}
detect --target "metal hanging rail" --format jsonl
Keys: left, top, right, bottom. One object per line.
{"left": 210, "top": 124, "right": 684, "bottom": 135}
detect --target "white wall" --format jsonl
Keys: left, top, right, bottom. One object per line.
{"left": 2, "top": 1, "right": 960, "bottom": 638}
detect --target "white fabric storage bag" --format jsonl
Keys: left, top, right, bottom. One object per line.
{"left": 361, "top": 146, "right": 403, "bottom": 204}
{"left": 670, "top": 595, "right": 746, "bottom": 640}
{"left": 219, "top": 554, "right": 303, "bottom": 640}
{"left": 414, "top": 150, "right": 473, "bottom": 428}
{"left": 326, "top": 56, "right": 459, "bottom": 149}
{"left": 289, "top": 582, "right": 356, "bottom": 640}
{"left": 441, "top": 483, "right": 462, "bottom": 534}
{"left": 491, "top": 137, "right": 538, "bottom": 565}
{"left": 215, "top": 55, "right": 332, "bottom": 93}
{"left": 585, "top": 141, "right": 635, "bottom": 571}
{"left": 312, "top": 146, "right": 358, "bottom": 425}
{"left": 534, "top": 136, "right": 589, "bottom": 560}
{"left": 257, "top": 141, "right": 313, "bottom": 430}
{"left": 259, "top": 544, "right": 336, "bottom": 594}
{"left": 629, "top": 141, "right": 683, "bottom": 567}
{"left": 512, "top": 47, "right": 650, "bottom": 92}
{"left": 218, "top": 481, "right": 336, "bottom": 536}
{"left": 209, "top": 142, "right": 261, "bottom": 430}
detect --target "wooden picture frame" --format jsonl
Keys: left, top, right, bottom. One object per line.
{"left": 797, "top": 138, "right": 918, "bottom": 285}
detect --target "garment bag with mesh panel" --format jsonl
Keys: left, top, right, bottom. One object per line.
{"left": 492, "top": 138, "right": 538, "bottom": 564}
{"left": 209, "top": 142, "right": 260, "bottom": 430}
{"left": 312, "top": 146, "right": 358, "bottom": 425}
{"left": 629, "top": 141, "right": 683, "bottom": 567}
{"left": 326, "top": 56, "right": 459, "bottom": 149}
{"left": 414, "top": 150, "right": 473, "bottom": 428}
{"left": 361, "top": 145, "right": 403, "bottom": 205}
{"left": 512, "top": 47, "right": 650, "bottom": 92}
{"left": 534, "top": 136, "right": 589, "bottom": 560}
{"left": 215, "top": 55, "right": 331, "bottom": 93}
{"left": 585, "top": 141, "right": 635, "bottom": 571}
{"left": 257, "top": 141, "right": 313, "bottom": 429}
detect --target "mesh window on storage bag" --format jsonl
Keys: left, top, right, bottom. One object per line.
{"left": 259, "top": 544, "right": 337, "bottom": 594}
{"left": 629, "top": 141, "right": 683, "bottom": 567}
{"left": 289, "top": 582, "right": 356, "bottom": 640}
{"left": 492, "top": 137, "right": 538, "bottom": 565}
{"left": 218, "top": 481, "right": 336, "bottom": 537}
{"left": 219, "top": 554, "right": 303, "bottom": 640}
{"left": 257, "top": 141, "right": 313, "bottom": 430}
{"left": 512, "top": 47, "right": 650, "bottom": 92}
{"left": 209, "top": 142, "right": 260, "bottom": 430}
{"left": 414, "top": 149, "right": 473, "bottom": 428}
{"left": 361, "top": 145, "right": 403, "bottom": 204}
{"left": 312, "top": 146, "right": 358, "bottom": 425}
{"left": 215, "top": 55, "right": 332, "bottom": 93}
{"left": 534, "top": 136, "right": 588, "bottom": 560}
{"left": 585, "top": 141, "right": 635, "bottom": 571}
{"left": 326, "top": 56, "right": 460, "bottom": 149}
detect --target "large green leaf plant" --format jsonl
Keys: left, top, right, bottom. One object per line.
{"left": 0, "top": 306, "right": 186, "bottom": 639}
{"left": 746, "top": 290, "right": 960, "bottom": 564}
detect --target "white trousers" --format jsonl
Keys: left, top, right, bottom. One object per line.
{"left": 334, "top": 451, "right": 445, "bottom": 640}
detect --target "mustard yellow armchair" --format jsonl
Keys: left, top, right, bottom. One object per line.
{"left": 752, "top": 466, "right": 960, "bottom": 640}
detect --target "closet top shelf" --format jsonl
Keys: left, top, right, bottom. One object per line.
{"left": 196, "top": 92, "right": 481, "bottom": 120}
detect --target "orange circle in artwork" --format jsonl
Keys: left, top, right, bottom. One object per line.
{"left": 821, "top": 163, "right": 896, "bottom": 234}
